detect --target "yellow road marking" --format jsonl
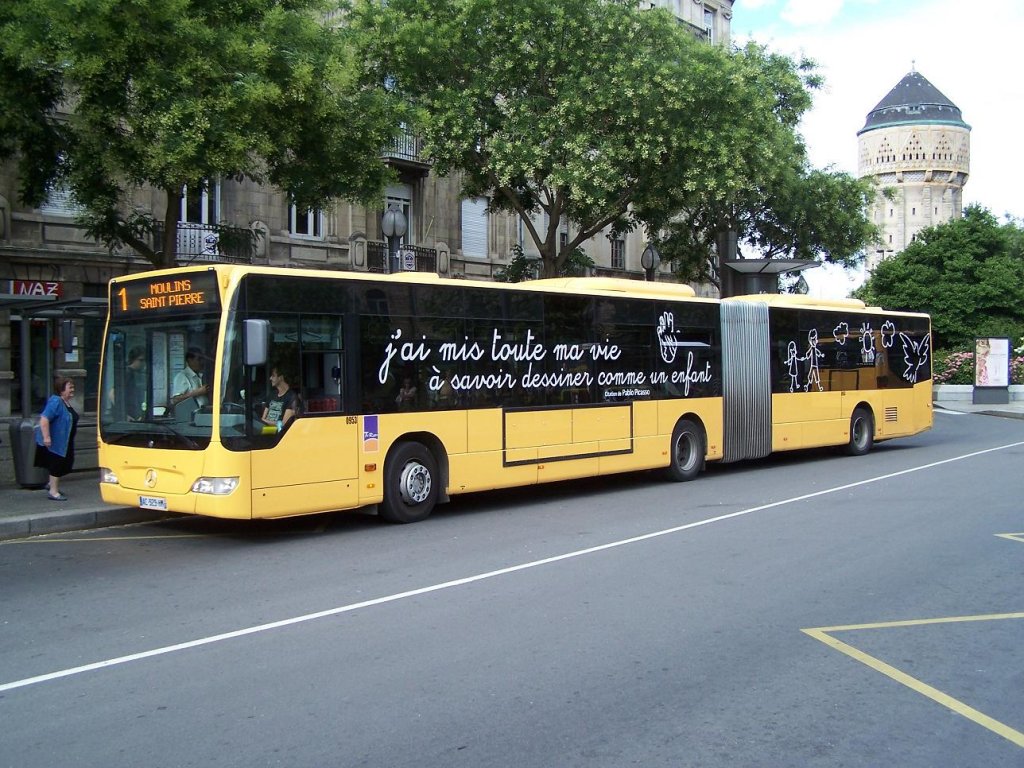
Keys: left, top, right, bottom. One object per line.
{"left": 803, "top": 613, "right": 1024, "bottom": 748}
{"left": 995, "top": 533, "right": 1024, "bottom": 544}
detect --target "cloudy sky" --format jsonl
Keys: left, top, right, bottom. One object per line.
{"left": 731, "top": 0, "right": 1023, "bottom": 295}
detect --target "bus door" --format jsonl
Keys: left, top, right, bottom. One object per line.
{"left": 249, "top": 333, "right": 361, "bottom": 517}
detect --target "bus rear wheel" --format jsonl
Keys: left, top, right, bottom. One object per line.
{"left": 381, "top": 441, "right": 439, "bottom": 523}
{"left": 666, "top": 419, "right": 704, "bottom": 482}
{"left": 846, "top": 406, "right": 874, "bottom": 456}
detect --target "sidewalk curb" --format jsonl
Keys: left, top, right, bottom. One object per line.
{"left": 975, "top": 410, "right": 1024, "bottom": 420}
{"left": 0, "top": 507, "right": 173, "bottom": 541}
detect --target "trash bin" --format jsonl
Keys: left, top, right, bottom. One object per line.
{"left": 9, "top": 417, "right": 48, "bottom": 489}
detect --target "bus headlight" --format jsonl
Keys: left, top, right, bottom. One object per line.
{"left": 191, "top": 477, "right": 240, "bottom": 495}
{"left": 100, "top": 467, "right": 119, "bottom": 485}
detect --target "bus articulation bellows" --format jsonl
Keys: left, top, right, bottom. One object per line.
{"left": 98, "top": 266, "right": 932, "bottom": 522}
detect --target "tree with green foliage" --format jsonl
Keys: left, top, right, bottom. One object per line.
{"left": 648, "top": 42, "right": 878, "bottom": 287}
{"left": 493, "top": 244, "right": 595, "bottom": 283}
{"left": 658, "top": 162, "right": 879, "bottom": 286}
{"left": 0, "top": 3, "right": 67, "bottom": 207}
{"left": 854, "top": 206, "right": 1024, "bottom": 350}
{"left": 2, "top": 0, "right": 397, "bottom": 267}
{"left": 355, "top": 0, "right": 874, "bottom": 282}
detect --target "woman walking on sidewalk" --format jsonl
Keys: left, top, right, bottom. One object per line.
{"left": 34, "top": 377, "right": 79, "bottom": 501}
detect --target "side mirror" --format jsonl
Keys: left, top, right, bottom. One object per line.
{"left": 243, "top": 319, "right": 269, "bottom": 366}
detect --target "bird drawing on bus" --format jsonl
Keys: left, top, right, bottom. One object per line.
{"left": 900, "top": 332, "right": 931, "bottom": 383}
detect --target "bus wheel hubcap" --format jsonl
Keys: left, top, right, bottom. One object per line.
{"left": 677, "top": 436, "right": 694, "bottom": 470}
{"left": 400, "top": 462, "right": 431, "bottom": 505}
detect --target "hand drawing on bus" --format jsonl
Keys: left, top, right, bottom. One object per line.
{"left": 833, "top": 322, "right": 849, "bottom": 345}
{"left": 785, "top": 340, "right": 803, "bottom": 392}
{"left": 657, "top": 311, "right": 679, "bottom": 364}
{"left": 804, "top": 329, "right": 824, "bottom": 392}
{"left": 860, "top": 323, "right": 876, "bottom": 364}
{"left": 881, "top": 320, "right": 896, "bottom": 348}
{"left": 656, "top": 311, "right": 711, "bottom": 367}
{"left": 900, "top": 332, "right": 931, "bottom": 383}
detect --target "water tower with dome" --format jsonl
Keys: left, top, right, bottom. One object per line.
{"left": 857, "top": 67, "right": 970, "bottom": 272}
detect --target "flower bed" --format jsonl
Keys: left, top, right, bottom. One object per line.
{"left": 933, "top": 348, "right": 1024, "bottom": 385}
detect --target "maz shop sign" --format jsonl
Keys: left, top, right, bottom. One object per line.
{"left": 8, "top": 280, "right": 63, "bottom": 298}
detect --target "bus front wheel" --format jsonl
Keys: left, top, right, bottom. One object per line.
{"left": 381, "top": 441, "right": 439, "bottom": 523}
{"left": 666, "top": 419, "right": 704, "bottom": 482}
{"left": 846, "top": 407, "right": 874, "bottom": 456}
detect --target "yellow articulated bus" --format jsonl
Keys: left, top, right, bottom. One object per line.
{"left": 98, "top": 265, "right": 932, "bottom": 523}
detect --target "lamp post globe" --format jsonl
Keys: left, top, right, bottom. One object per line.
{"left": 641, "top": 243, "right": 660, "bottom": 282}
{"left": 381, "top": 203, "right": 408, "bottom": 273}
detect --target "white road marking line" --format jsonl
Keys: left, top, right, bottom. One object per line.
{"left": 3, "top": 440, "right": 1023, "bottom": 694}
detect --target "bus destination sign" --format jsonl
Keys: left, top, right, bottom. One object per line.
{"left": 111, "top": 271, "right": 220, "bottom": 317}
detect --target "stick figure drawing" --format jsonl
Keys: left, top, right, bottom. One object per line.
{"left": 785, "top": 340, "right": 803, "bottom": 392}
{"left": 804, "top": 329, "right": 824, "bottom": 392}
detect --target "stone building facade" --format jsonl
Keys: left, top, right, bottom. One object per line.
{"left": 0, "top": 1, "right": 732, "bottom": 434}
{"left": 857, "top": 69, "right": 971, "bottom": 272}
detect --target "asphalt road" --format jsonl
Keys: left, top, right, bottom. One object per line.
{"left": 2, "top": 411, "right": 1022, "bottom": 767}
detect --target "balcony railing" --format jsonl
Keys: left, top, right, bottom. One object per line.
{"left": 153, "top": 221, "right": 258, "bottom": 264}
{"left": 381, "top": 127, "right": 431, "bottom": 170}
{"left": 367, "top": 242, "right": 437, "bottom": 274}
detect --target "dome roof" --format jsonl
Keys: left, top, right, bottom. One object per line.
{"left": 858, "top": 70, "right": 969, "bottom": 135}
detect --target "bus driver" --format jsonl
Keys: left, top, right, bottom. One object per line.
{"left": 171, "top": 347, "right": 209, "bottom": 421}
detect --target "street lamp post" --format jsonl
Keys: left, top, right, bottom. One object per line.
{"left": 381, "top": 203, "right": 408, "bottom": 273}
{"left": 641, "top": 243, "right": 660, "bottom": 282}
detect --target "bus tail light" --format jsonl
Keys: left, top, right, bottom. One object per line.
{"left": 191, "top": 477, "right": 240, "bottom": 495}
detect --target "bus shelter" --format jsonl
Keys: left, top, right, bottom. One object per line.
{"left": 1, "top": 294, "right": 107, "bottom": 416}
{"left": 720, "top": 258, "right": 818, "bottom": 298}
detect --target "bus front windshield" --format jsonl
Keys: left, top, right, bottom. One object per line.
{"left": 100, "top": 315, "right": 220, "bottom": 449}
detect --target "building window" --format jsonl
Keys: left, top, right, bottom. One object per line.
{"left": 177, "top": 180, "right": 222, "bottom": 257}
{"left": 38, "top": 184, "right": 83, "bottom": 218}
{"left": 289, "top": 206, "right": 324, "bottom": 239}
{"left": 181, "top": 180, "right": 220, "bottom": 224}
{"left": 611, "top": 238, "right": 625, "bottom": 270}
{"left": 460, "top": 197, "right": 488, "bottom": 258}
{"left": 703, "top": 7, "right": 715, "bottom": 42}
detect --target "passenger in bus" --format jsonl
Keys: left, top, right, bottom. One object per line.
{"left": 437, "top": 371, "right": 455, "bottom": 408}
{"left": 396, "top": 376, "right": 417, "bottom": 411}
{"left": 171, "top": 347, "right": 209, "bottom": 416}
{"left": 261, "top": 365, "right": 297, "bottom": 431}
{"left": 106, "top": 347, "right": 146, "bottom": 420}
{"left": 123, "top": 347, "right": 146, "bottom": 420}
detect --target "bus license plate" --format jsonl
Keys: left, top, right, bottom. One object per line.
{"left": 139, "top": 495, "right": 168, "bottom": 511}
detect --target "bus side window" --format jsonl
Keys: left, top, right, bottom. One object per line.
{"left": 301, "top": 350, "right": 343, "bottom": 414}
